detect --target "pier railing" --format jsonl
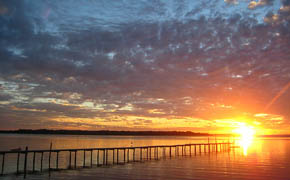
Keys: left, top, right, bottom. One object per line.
{"left": 0, "top": 142, "right": 232, "bottom": 178}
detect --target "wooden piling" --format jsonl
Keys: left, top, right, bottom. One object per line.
{"left": 133, "top": 148, "right": 135, "bottom": 162}
{"left": 97, "top": 150, "right": 99, "bottom": 166}
{"left": 113, "top": 149, "right": 115, "bottom": 164}
{"left": 105, "top": 149, "right": 108, "bottom": 165}
{"left": 209, "top": 144, "right": 211, "bottom": 152}
{"left": 83, "top": 150, "right": 86, "bottom": 167}
{"left": 216, "top": 143, "right": 218, "bottom": 152}
{"left": 69, "top": 151, "right": 72, "bottom": 169}
{"left": 48, "top": 143, "right": 52, "bottom": 172}
{"left": 40, "top": 152, "right": 43, "bottom": 172}
{"left": 156, "top": 147, "right": 158, "bottom": 160}
{"left": 24, "top": 147, "right": 28, "bottom": 179}
{"left": 56, "top": 151, "right": 59, "bottom": 170}
{"left": 74, "top": 151, "right": 77, "bottom": 169}
{"left": 123, "top": 149, "right": 126, "bottom": 163}
{"left": 32, "top": 152, "right": 36, "bottom": 172}
{"left": 1, "top": 153, "right": 5, "bottom": 176}
{"left": 140, "top": 148, "right": 142, "bottom": 161}
{"left": 90, "top": 150, "right": 93, "bottom": 167}
{"left": 117, "top": 149, "right": 119, "bottom": 164}
{"left": 16, "top": 152, "right": 20, "bottom": 174}
{"left": 103, "top": 150, "right": 105, "bottom": 165}
{"left": 127, "top": 149, "right": 129, "bottom": 162}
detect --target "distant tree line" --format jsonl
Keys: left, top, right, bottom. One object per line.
{"left": 0, "top": 129, "right": 219, "bottom": 136}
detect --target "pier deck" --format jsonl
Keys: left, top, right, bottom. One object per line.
{"left": 0, "top": 142, "right": 232, "bottom": 178}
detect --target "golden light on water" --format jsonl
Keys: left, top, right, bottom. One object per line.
{"left": 233, "top": 123, "right": 256, "bottom": 156}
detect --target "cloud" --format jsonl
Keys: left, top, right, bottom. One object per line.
{"left": 0, "top": 0, "right": 290, "bottom": 132}
{"left": 248, "top": 0, "right": 274, "bottom": 9}
{"left": 224, "top": 0, "right": 238, "bottom": 5}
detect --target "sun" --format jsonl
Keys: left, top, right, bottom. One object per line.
{"left": 233, "top": 124, "right": 255, "bottom": 139}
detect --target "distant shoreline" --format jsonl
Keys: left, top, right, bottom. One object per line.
{"left": 0, "top": 129, "right": 289, "bottom": 137}
{"left": 0, "top": 129, "right": 224, "bottom": 136}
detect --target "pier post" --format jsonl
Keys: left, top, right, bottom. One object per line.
{"left": 16, "top": 152, "right": 20, "bottom": 174}
{"left": 113, "top": 149, "right": 115, "bottom": 164}
{"left": 56, "top": 151, "right": 59, "bottom": 170}
{"left": 199, "top": 144, "right": 201, "bottom": 154}
{"left": 133, "top": 148, "right": 135, "bottom": 162}
{"left": 216, "top": 143, "right": 218, "bottom": 152}
{"left": 149, "top": 147, "right": 152, "bottom": 160}
{"left": 169, "top": 147, "right": 172, "bottom": 158}
{"left": 33, "top": 152, "right": 36, "bottom": 172}
{"left": 147, "top": 147, "right": 149, "bottom": 160}
{"left": 97, "top": 150, "right": 99, "bottom": 166}
{"left": 190, "top": 145, "right": 191, "bottom": 156}
{"left": 127, "top": 149, "right": 130, "bottom": 162}
{"left": 24, "top": 146, "right": 28, "bottom": 179}
{"left": 123, "top": 149, "right": 126, "bottom": 163}
{"left": 194, "top": 145, "right": 197, "bottom": 155}
{"left": 209, "top": 144, "right": 211, "bottom": 152}
{"left": 204, "top": 144, "right": 206, "bottom": 153}
{"left": 105, "top": 149, "right": 108, "bottom": 165}
{"left": 74, "top": 151, "right": 77, "bottom": 169}
{"left": 156, "top": 147, "right": 158, "bottom": 160}
{"left": 49, "top": 143, "right": 52, "bottom": 172}
{"left": 182, "top": 146, "right": 184, "bottom": 156}
{"left": 40, "top": 152, "right": 43, "bottom": 172}
{"left": 103, "top": 150, "right": 105, "bottom": 165}
{"left": 83, "top": 150, "right": 86, "bottom": 167}
{"left": 140, "top": 148, "right": 142, "bottom": 161}
{"left": 117, "top": 149, "right": 119, "bottom": 164}
{"left": 69, "top": 151, "right": 72, "bottom": 169}
{"left": 1, "top": 153, "right": 5, "bottom": 176}
{"left": 90, "top": 150, "right": 93, "bottom": 167}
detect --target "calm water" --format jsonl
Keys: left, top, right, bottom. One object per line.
{"left": 0, "top": 134, "right": 290, "bottom": 180}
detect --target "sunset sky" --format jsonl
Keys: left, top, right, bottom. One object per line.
{"left": 0, "top": 0, "right": 290, "bottom": 134}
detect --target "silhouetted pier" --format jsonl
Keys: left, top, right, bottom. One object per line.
{"left": 0, "top": 142, "right": 232, "bottom": 178}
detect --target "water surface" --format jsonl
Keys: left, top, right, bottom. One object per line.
{"left": 0, "top": 134, "right": 289, "bottom": 180}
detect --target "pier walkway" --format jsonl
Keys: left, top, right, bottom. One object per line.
{"left": 0, "top": 142, "right": 232, "bottom": 178}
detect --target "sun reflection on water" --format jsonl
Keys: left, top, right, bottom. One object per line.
{"left": 234, "top": 124, "right": 255, "bottom": 156}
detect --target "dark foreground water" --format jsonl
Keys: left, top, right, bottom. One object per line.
{"left": 0, "top": 134, "right": 290, "bottom": 180}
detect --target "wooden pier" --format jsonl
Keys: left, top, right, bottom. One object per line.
{"left": 0, "top": 142, "right": 231, "bottom": 178}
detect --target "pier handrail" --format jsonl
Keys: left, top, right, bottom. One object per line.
{"left": 0, "top": 142, "right": 233, "bottom": 178}
{"left": 0, "top": 142, "right": 232, "bottom": 154}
